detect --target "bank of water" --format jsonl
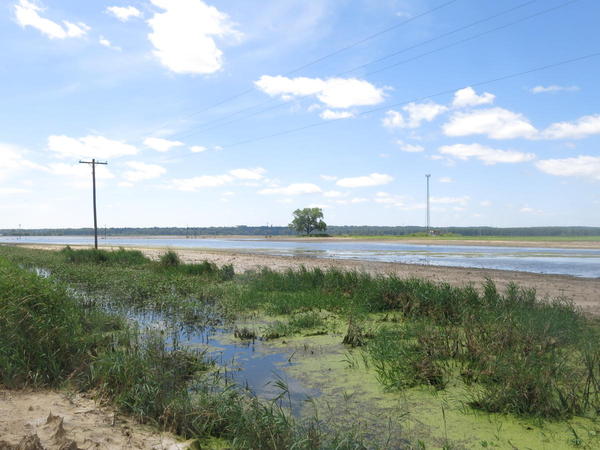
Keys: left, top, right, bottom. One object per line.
{"left": 3, "top": 235, "right": 600, "bottom": 278}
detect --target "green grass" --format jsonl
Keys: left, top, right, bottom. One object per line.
{"left": 0, "top": 248, "right": 373, "bottom": 448}
{"left": 3, "top": 245, "right": 600, "bottom": 428}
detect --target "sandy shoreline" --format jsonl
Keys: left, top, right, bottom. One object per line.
{"left": 6, "top": 234, "right": 600, "bottom": 249}
{"left": 16, "top": 243, "right": 600, "bottom": 316}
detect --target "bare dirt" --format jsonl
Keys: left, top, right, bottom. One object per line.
{"left": 0, "top": 389, "right": 189, "bottom": 450}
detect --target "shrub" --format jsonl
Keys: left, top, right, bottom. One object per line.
{"left": 159, "top": 250, "right": 181, "bottom": 267}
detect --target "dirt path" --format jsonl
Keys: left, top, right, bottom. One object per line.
{"left": 0, "top": 389, "right": 189, "bottom": 450}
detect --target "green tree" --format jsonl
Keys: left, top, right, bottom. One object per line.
{"left": 289, "top": 208, "right": 327, "bottom": 236}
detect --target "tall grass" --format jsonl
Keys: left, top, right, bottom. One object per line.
{"left": 4, "top": 246, "right": 600, "bottom": 422}
{"left": 0, "top": 254, "right": 371, "bottom": 448}
{"left": 0, "top": 257, "right": 124, "bottom": 387}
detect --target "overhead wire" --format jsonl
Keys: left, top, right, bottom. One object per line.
{"left": 151, "top": 0, "right": 460, "bottom": 132}
{"left": 174, "top": 0, "right": 579, "bottom": 140}
{"left": 212, "top": 52, "right": 600, "bottom": 150}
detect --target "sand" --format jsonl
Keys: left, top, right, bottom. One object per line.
{"left": 0, "top": 389, "right": 189, "bottom": 450}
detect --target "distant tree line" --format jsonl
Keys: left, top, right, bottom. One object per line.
{"left": 2, "top": 225, "right": 600, "bottom": 237}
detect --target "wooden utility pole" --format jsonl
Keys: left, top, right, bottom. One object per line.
{"left": 79, "top": 159, "right": 108, "bottom": 249}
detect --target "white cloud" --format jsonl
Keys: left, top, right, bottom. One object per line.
{"left": 480, "top": 200, "right": 492, "bottom": 207}
{"left": 396, "top": 140, "right": 424, "bottom": 153}
{"left": 48, "top": 135, "right": 138, "bottom": 159}
{"left": 320, "top": 175, "right": 337, "bottom": 181}
{"left": 382, "top": 110, "right": 405, "bottom": 128}
{"left": 443, "top": 107, "right": 538, "bottom": 139}
{"left": 170, "top": 174, "right": 233, "bottom": 191}
{"left": 336, "top": 173, "right": 393, "bottom": 188}
{"left": 403, "top": 102, "right": 448, "bottom": 128}
{"left": 536, "top": 155, "right": 600, "bottom": 181}
{"left": 99, "top": 36, "right": 121, "bottom": 51}
{"left": 452, "top": 87, "right": 495, "bottom": 108}
{"left": 254, "top": 75, "right": 385, "bottom": 109}
{"left": 0, "top": 143, "right": 42, "bottom": 180}
{"left": 14, "top": 0, "right": 90, "bottom": 39}
{"left": 190, "top": 145, "right": 207, "bottom": 153}
{"left": 229, "top": 167, "right": 266, "bottom": 180}
{"left": 144, "top": 137, "right": 184, "bottom": 152}
{"left": 439, "top": 143, "right": 535, "bottom": 165}
{"left": 384, "top": 102, "right": 447, "bottom": 129}
{"left": 320, "top": 109, "right": 355, "bottom": 120}
{"left": 106, "top": 6, "right": 142, "bottom": 22}
{"left": 439, "top": 177, "right": 453, "bottom": 183}
{"left": 541, "top": 114, "right": 600, "bottom": 140}
{"left": 531, "top": 85, "right": 579, "bottom": 94}
{"left": 147, "top": 0, "right": 240, "bottom": 75}
{"left": 259, "top": 183, "right": 322, "bottom": 196}
{"left": 123, "top": 162, "right": 166, "bottom": 182}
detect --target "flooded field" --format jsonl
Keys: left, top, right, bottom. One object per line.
{"left": 3, "top": 245, "right": 600, "bottom": 448}
{"left": 2, "top": 235, "right": 600, "bottom": 277}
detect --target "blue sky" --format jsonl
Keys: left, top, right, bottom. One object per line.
{"left": 1, "top": 0, "right": 599, "bottom": 229}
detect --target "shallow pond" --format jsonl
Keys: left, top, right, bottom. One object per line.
{"left": 3, "top": 235, "right": 600, "bottom": 278}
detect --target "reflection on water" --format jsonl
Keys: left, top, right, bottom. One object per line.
{"left": 3, "top": 235, "right": 599, "bottom": 278}
{"left": 127, "top": 309, "right": 318, "bottom": 413}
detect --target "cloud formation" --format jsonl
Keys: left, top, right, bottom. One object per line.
{"left": 383, "top": 102, "right": 447, "bottom": 129}
{"left": 439, "top": 143, "right": 535, "bottom": 165}
{"left": 442, "top": 107, "right": 538, "bottom": 139}
{"left": 144, "top": 137, "right": 184, "bottom": 152}
{"left": 148, "top": 0, "right": 240, "bottom": 74}
{"left": 14, "top": 0, "right": 90, "bottom": 39}
{"left": 530, "top": 85, "right": 579, "bottom": 94}
{"left": 541, "top": 114, "right": 600, "bottom": 140}
{"left": 336, "top": 173, "right": 393, "bottom": 188}
{"left": 452, "top": 87, "right": 495, "bottom": 108}
{"left": 106, "top": 6, "right": 142, "bottom": 22}
{"left": 255, "top": 76, "right": 384, "bottom": 109}
{"left": 536, "top": 155, "right": 600, "bottom": 181}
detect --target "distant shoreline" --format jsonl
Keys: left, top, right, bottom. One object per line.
{"left": 3, "top": 234, "right": 600, "bottom": 249}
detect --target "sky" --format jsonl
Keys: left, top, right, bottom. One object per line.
{"left": 1, "top": 0, "right": 599, "bottom": 229}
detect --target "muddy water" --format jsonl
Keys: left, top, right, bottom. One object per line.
{"left": 5, "top": 235, "right": 600, "bottom": 277}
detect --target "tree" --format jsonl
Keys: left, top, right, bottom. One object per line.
{"left": 289, "top": 208, "right": 327, "bottom": 236}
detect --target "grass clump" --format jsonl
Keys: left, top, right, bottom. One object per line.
{"left": 159, "top": 249, "right": 181, "bottom": 267}
{"left": 61, "top": 246, "right": 148, "bottom": 265}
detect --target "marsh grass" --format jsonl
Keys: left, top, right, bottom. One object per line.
{"left": 4, "top": 246, "right": 600, "bottom": 423}
{"left": 61, "top": 246, "right": 149, "bottom": 265}
{"left": 0, "top": 253, "right": 372, "bottom": 448}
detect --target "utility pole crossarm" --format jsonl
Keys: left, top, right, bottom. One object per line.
{"left": 79, "top": 159, "right": 108, "bottom": 249}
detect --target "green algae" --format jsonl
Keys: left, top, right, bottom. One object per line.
{"left": 277, "top": 333, "right": 600, "bottom": 449}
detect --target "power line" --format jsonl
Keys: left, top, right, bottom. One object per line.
{"left": 175, "top": 0, "right": 578, "bottom": 140}
{"left": 214, "top": 51, "right": 600, "bottom": 150}
{"left": 152, "top": 0, "right": 460, "bottom": 132}
{"left": 175, "top": 0, "right": 539, "bottom": 137}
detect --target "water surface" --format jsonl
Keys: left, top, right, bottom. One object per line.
{"left": 3, "top": 235, "right": 599, "bottom": 278}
